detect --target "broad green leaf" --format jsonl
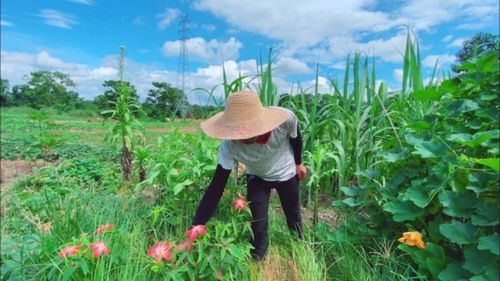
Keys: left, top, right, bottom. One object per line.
{"left": 476, "top": 52, "right": 496, "bottom": 72}
{"left": 449, "top": 130, "right": 499, "bottom": 148}
{"left": 438, "top": 262, "right": 473, "bottom": 281}
{"left": 404, "top": 180, "right": 440, "bottom": 208}
{"left": 439, "top": 221, "right": 478, "bottom": 244}
{"left": 447, "top": 99, "right": 479, "bottom": 117}
{"left": 408, "top": 120, "right": 432, "bottom": 130}
{"left": 463, "top": 245, "right": 497, "bottom": 275}
{"left": 470, "top": 263, "right": 499, "bottom": 281}
{"left": 438, "top": 190, "right": 478, "bottom": 218}
{"left": 340, "top": 186, "right": 361, "bottom": 196}
{"left": 470, "top": 158, "right": 499, "bottom": 172}
{"left": 478, "top": 234, "right": 499, "bottom": 255}
{"left": 475, "top": 106, "right": 498, "bottom": 121}
{"left": 471, "top": 203, "right": 499, "bottom": 226}
{"left": 438, "top": 78, "right": 459, "bottom": 93}
{"left": 413, "top": 88, "right": 441, "bottom": 101}
{"left": 412, "top": 141, "right": 447, "bottom": 158}
{"left": 425, "top": 243, "right": 447, "bottom": 277}
{"left": 467, "top": 171, "right": 498, "bottom": 194}
{"left": 383, "top": 200, "right": 425, "bottom": 222}
{"left": 355, "top": 169, "right": 378, "bottom": 178}
{"left": 405, "top": 133, "right": 447, "bottom": 158}
{"left": 342, "top": 197, "right": 359, "bottom": 207}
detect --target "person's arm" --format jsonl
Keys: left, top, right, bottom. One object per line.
{"left": 289, "top": 125, "right": 307, "bottom": 180}
{"left": 192, "top": 164, "right": 231, "bottom": 225}
{"left": 176, "top": 164, "right": 231, "bottom": 251}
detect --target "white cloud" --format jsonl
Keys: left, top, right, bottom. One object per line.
{"left": 39, "top": 9, "right": 78, "bottom": 29}
{"left": 162, "top": 37, "right": 243, "bottom": 63}
{"left": 201, "top": 24, "right": 216, "bottom": 32}
{"left": 422, "top": 54, "right": 456, "bottom": 68}
{"left": 157, "top": 8, "right": 181, "bottom": 30}
{"left": 447, "top": 38, "right": 465, "bottom": 48}
{"left": 456, "top": 22, "right": 488, "bottom": 30}
{"left": 67, "top": 0, "right": 94, "bottom": 5}
{"left": 393, "top": 69, "right": 403, "bottom": 84}
{"left": 194, "top": 0, "right": 395, "bottom": 48}
{"left": 193, "top": 0, "right": 498, "bottom": 64}
{"left": 442, "top": 35, "right": 453, "bottom": 42}
{"left": 274, "top": 57, "right": 312, "bottom": 75}
{"left": 1, "top": 20, "right": 14, "bottom": 26}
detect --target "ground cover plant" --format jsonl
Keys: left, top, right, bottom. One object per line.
{"left": 1, "top": 32, "right": 498, "bottom": 280}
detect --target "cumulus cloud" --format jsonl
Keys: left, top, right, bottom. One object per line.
{"left": 162, "top": 37, "right": 243, "bottom": 63}
{"left": 442, "top": 35, "right": 453, "bottom": 42}
{"left": 393, "top": 69, "right": 404, "bottom": 84}
{"left": 193, "top": 0, "right": 498, "bottom": 64}
{"left": 274, "top": 57, "right": 312, "bottom": 75}
{"left": 1, "top": 49, "right": 274, "bottom": 103}
{"left": 201, "top": 24, "right": 216, "bottom": 32}
{"left": 447, "top": 38, "right": 465, "bottom": 48}
{"left": 1, "top": 20, "right": 14, "bottom": 26}
{"left": 157, "top": 8, "right": 181, "bottom": 30}
{"left": 422, "top": 54, "right": 456, "bottom": 68}
{"left": 39, "top": 9, "right": 78, "bottom": 29}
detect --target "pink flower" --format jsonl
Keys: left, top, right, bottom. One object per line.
{"left": 89, "top": 240, "right": 110, "bottom": 258}
{"left": 186, "top": 225, "right": 207, "bottom": 241}
{"left": 147, "top": 242, "right": 172, "bottom": 263}
{"left": 233, "top": 194, "right": 247, "bottom": 211}
{"left": 58, "top": 245, "right": 82, "bottom": 258}
{"left": 94, "top": 224, "right": 114, "bottom": 234}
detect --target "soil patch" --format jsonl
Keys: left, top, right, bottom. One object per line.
{"left": 0, "top": 160, "right": 49, "bottom": 216}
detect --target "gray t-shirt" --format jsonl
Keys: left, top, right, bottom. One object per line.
{"left": 218, "top": 107, "right": 298, "bottom": 182}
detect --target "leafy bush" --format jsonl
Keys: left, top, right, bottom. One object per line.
{"left": 338, "top": 47, "right": 499, "bottom": 280}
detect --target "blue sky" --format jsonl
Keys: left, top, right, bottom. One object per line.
{"left": 1, "top": 0, "right": 499, "bottom": 104}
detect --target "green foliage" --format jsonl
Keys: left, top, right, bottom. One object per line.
{"left": 8, "top": 71, "right": 81, "bottom": 111}
{"left": 339, "top": 46, "right": 499, "bottom": 280}
{"left": 1, "top": 77, "right": 12, "bottom": 106}
{"left": 143, "top": 82, "right": 188, "bottom": 119}
{"left": 453, "top": 32, "right": 499, "bottom": 73}
{"left": 94, "top": 80, "right": 140, "bottom": 112}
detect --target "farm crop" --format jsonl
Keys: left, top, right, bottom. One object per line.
{"left": 0, "top": 32, "right": 498, "bottom": 281}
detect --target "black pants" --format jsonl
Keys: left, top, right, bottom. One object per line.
{"left": 246, "top": 174, "right": 302, "bottom": 260}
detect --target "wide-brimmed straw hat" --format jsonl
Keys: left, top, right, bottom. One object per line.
{"left": 200, "top": 91, "right": 288, "bottom": 140}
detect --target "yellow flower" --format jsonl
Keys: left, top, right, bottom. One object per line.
{"left": 398, "top": 231, "right": 426, "bottom": 249}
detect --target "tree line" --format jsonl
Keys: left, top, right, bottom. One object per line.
{"left": 0, "top": 71, "right": 217, "bottom": 119}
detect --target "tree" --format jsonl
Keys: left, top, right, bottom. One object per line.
{"left": 10, "top": 71, "right": 80, "bottom": 110}
{"left": 94, "top": 80, "right": 139, "bottom": 110}
{"left": 453, "top": 32, "right": 499, "bottom": 72}
{"left": 143, "top": 82, "right": 188, "bottom": 119}
{"left": 0, "top": 78, "right": 11, "bottom": 106}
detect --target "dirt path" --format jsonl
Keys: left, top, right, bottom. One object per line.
{"left": 0, "top": 160, "right": 49, "bottom": 216}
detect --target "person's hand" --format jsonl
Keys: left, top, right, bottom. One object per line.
{"left": 175, "top": 238, "right": 194, "bottom": 251}
{"left": 296, "top": 164, "right": 307, "bottom": 181}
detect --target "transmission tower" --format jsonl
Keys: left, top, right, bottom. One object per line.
{"left": 175, "top": 14, "right": 189, "bottom": 117}
{"left": 177, "top": 15, "right": 189, "bottom": 96}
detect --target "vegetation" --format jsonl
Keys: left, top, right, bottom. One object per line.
{"left": 1, "top": 31, "right": 498, "bottom": 280}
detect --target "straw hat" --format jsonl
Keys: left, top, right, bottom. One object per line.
{"left": 200, "top": 91, "right": 288, "bottom": 140}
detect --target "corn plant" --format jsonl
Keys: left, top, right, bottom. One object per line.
{"left": 102, "top": 46, "right": 144, "bottom": 181}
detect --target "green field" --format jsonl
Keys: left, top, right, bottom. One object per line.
{"left": 1, "top": 35, "right": 498, "bottom": 281}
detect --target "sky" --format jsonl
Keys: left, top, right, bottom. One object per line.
{"left": 1, "top": 0, "right": 499, "bottom": 104}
